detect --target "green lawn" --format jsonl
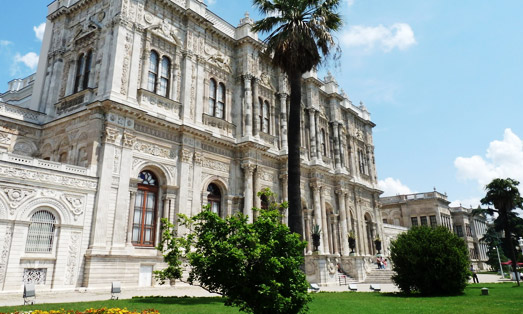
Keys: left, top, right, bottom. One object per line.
{"left": 1, "top": 283, "right": 522, "bottom": 314}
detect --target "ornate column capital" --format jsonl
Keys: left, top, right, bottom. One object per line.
{"left": 122, "top": 131, "right": 136, "bottom": 148}
{"left": 194, "top": 152, "right": 204, "bottom": 165}
{"left": 310, "top": 180, "right": 321, "bottom": 192}
{"left": 241, "top": 161, "right": 257, "bottom": 174}
{"left": 104, "top": 126, "right": 119, "bottom": 144}
{"left": 181, "top": 148, "right": 193, "bottom": 163}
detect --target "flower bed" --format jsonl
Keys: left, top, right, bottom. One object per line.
{"left": 1, "top": 308, "right": 159, "bottom": 314}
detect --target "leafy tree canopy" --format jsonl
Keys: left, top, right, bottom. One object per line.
{"left": 390, "top": 226, "right": 470, "bottom": 295}
{"left": 156, "top": 196, "right": 310, "bottom": 314}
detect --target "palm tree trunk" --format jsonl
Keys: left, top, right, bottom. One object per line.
{"left": 505, "top": 224, "right": 520, "bottom": 286}
{"left": 287, "top": 71, "right": 304, "bottom": 239}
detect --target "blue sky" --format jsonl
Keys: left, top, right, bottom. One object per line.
{"left": 2, "top": 0, "right": 523, "bottom": 209}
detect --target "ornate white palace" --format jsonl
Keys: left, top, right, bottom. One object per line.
{"left": 0, "top": 0, "right": 385, "bottom": 292}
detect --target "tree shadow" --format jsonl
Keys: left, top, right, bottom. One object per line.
{"left": 130, "top": 296, "right": 226, "bottom": 306}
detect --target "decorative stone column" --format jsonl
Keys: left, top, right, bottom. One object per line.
{"left": 280, "top": 173, "right": 289, "bottom": 225}
{"left": 303, "top": 209, "right": 312, "bottom": 253}
{"left": 310, "top": 180, "right": 323, "bottom": 254}
{"left": 126, "top": 179, "right": 140, "bottom": 247}
{"left": 332, "top": 122, "right": 341, "bottom": 170}
{"left": 253, "top": 167, "right": 261, "bottom": 220}
{"left": 315, "top": 111, "right": 321, "bottom": 158}
{"left": 278, "top": 93, "right": 288, "bottom": 150}
{"left": 320, "top": 189, "right": 330, "bottom": 254}
{"left": 244, "top": 75, "right": 253, "bottom": 137}
{"left": 177, "top": 148, "right": 193, "bottom": 234}
{"left": 252, "top": 77, "right": 260, "bottom": 137}
{"left": 336, "top": 187, "right": 350, "bottom": 255}
{"left": 330, "top": 215, "right": 339, "bottom": 255}
{"left": 308, "top": 108, "right": 317, "bottom": 159}
{"left": 242, "top": 161, "right": 256, "bottom": 223}
{"left": 191, "top": 152, "right": 203, "bottom": 216}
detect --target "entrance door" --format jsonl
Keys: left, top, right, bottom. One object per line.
{"left": 139, "top": 265, "right": 153, "bottom": 287}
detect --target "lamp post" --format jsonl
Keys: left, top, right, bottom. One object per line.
{"left": 494, "top": 247, "right": 505, "bottom": 279}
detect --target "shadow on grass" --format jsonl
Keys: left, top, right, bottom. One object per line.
{"left": 130, "top": 296, "right": 226, "bottom": 306}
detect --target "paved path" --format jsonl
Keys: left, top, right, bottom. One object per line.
{"left": 0, "top": 273, "right": 515, "bottom": 307}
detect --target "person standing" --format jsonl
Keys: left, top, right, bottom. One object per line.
{"left": 470, "top": 264, "right": 479, "bottom": 283}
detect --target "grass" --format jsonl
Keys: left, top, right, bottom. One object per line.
{"left": 1, "top": 283, "right": 522, "bottom": 314}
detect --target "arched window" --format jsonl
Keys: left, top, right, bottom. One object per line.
{"left": 148, "top": 51, "right": 159, "bottom": 93}
{"left": 208, "top": 79, "right": 225, "bottom": 119}
{"left": 158, "top": 56, "right": 170, "bottom": 97}
{"left": 207, "top": 183, "right": 222, "bottom": 216}
{"left": 26, "top": 210, "right": 56, "bottom": 253}
{"left": 260, "top": 194, "right": 269, "bottom": 210}
{"left": 262, "top": 100, "right": 270, "bottom": 133}
{"left": 73, "top": 54, "right": 85, "bottom": 93}
{"left": 209, "top": 78, "right": 217, "bottom": 116}
{"left": 132, "top": 171, "right": 158, "bottom": 247}
{"left": 321, "top": 129, "right": 327, "bottom": 156}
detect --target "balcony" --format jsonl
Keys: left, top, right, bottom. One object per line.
{"left": 138, "top": 89, "right": 181, "bottom": 120}
{"left": 55, "top": 88, "right": 96, "bottom": 116}
{"left": 202, "top": 113, "right": 236, "bottom": 137}
{"left": 259, "top": 131, "right": 278, "bottom": 147}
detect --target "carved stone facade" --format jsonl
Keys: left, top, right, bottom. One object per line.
{"left": 0, "top": 0, "right": 384, "bottom": 291}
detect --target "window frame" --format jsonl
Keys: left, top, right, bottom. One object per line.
{"left": 132, "top": 171, "right": 159, "bottom": 247}
{"left": 208, "top": 78, "right": 226, "bottom": 119}
{"left": 25, "top": 210, "right": 57, "bottom": 254}
{"left": 207, "top": 183, "right": 222, "bottom": 217}
{"left": 148, "top": 51, "right": 160, "bottom": 93}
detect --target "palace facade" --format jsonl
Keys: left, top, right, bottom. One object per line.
{"left": 0, "top": 0, "right": 385, "bottom": 292}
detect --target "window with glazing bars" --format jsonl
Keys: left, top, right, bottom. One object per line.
{"left": 429, "top": 215, "right": 437, "bottom": 227}
{"left": 132, "top": 171, "right": 158, "bottom": 247}
{"left": 25, "top": 210, "right": 56, "bottom": 253}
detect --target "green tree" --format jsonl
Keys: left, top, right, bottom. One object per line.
{"left": 156, "top": 202, "right": 310, "bottom": 314}
{"left": 479, "top": 178, "right": 523, "bottom": 286}
{"left": 390, "top": 226, "right": 470, "bottom": 295}
{"left": 480, "top": 226, "right": 508, "bottom": 272}
{"left": 251, "top": 0, "right": 342, "bottom": 237}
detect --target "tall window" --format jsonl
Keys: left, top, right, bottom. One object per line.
{"left": 208, "top": 79, "right": 225, "bottom": 119}
{"left": 132, "top": 171, "right": 158, "bottom": 247}
{"left": 411, "top": 217, "right": 418, "bottom": 227}
{"left": 26, "top": 210, "right": 56, "bottom": 253}
{"left": 260, "top": 194, "right": 269, "bottom": 210}
{"left": 420, "top": 216, "right": 428, "bottom": 226}
{"left": 429, "top": 215, "right": 437, "bottom": 227}
{"left": 321, "top": 129, "right": 327, "bottom": 156}
{"left": 148, "top": 51, "right": 159, "bottom": 93}
{"left": 261, "top": 100, "right": 270, "bottom": 133}
{"left": 207, "top": 183, "right": 221, "bottom": 216}
{"left": 73, "top": 51, "right": 92, "bottom": 93}
{"left": 83, "top": 51, "right": 92, "bottom": 90}
{"left": 158, "top": 56, "right": 170, "bottom": 97}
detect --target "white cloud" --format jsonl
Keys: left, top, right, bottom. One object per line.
{"left": 0, "top": 40, "right": 12, "bottom": 47}
{"left": 206, "top": 0, "right": 216, "bottom": 5}
{"left": 455, "top": 129, "right": 523, "bottom": 188}
{"left": 378, "top": 177, "right": 414, "bottom": 196}
{"left": 33, "top": 23, "right": 46, "bottom": 41}
{"left": 346, "top": 0, "right": 355, "bottom": 6}
{"left": 14, "top": 52, "right": 39, "bottom": 70}
{"left": 341, "top": 23, "right": 416, "bottom": 52}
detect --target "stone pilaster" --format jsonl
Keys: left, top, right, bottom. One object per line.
{"left": 191, "top": 151, "right": 203, "bottom": 216}
{"left": 252, "top": 77, "right": 260, "bottom": 137}
{"left": 111, "top": 130, "right": 136, "bottom": 250}
{"left": 332, "top": 122, "right": 341, "bottom": 170}
{"left": 336, "top": 187, "right": 350, "bottom": 256}
{"left": 280, "top": 173, "right": 288, "bottom": 225}
{"left": 320, "top": 188, "right": 330, "bottom": 254}
{"left": 279, "top": 93, "right": 288, "bottom": 150}
{"left": 253, "top": 167, "right": 261, "bottom": 219}
{"left": 310, "top": 180, "right": 323, "bottom": 254}
{"left": 177, "top": 148, "right": 193, "bottom": 234}
{"left": 243, "top": 75, "right": 253, "bottom": 137}
{"left": 308, "top": 109, "right": 317, "bottom": 159}
{"left": 241, "top": 161, "right": 256, "bottom": 223}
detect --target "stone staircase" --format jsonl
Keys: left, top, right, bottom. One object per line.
{"left": 363, "top": 269, "right": 395, "bottom": 284}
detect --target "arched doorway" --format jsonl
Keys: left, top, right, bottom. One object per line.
{"left": 364, "top": 213, "right": 374, "bottom": 255}
{"left": 207, "top": 183, "right": 222, "bottom": 217}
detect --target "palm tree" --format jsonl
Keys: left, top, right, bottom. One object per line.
{"left": 480, "top": 178, "right": 523, "bottom": 286}
{"left": 251, "top": 0, "right": 342, "bottom": 238}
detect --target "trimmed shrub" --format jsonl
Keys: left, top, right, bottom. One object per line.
{"left": 390, "top": 226, "right": 470, "bottom": 295}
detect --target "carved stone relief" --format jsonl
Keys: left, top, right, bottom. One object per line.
{"left": 0, "top": 225, "right": 13, "bottom": 284}
{"left": 1, "top": 187, "right": 36, "bottom": 215}
{"left": 64, "top": 232, "right": 81, "bottom": 285}
{"left": 62, "top": 194, "right": 86, "bottom": 221}
{"left": 133, "top": 141, "right": 173, "bottom": 159}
